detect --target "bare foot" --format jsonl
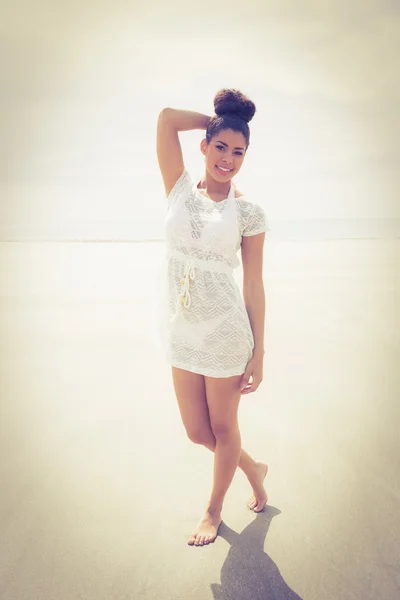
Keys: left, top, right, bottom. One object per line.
{"left": 187, "top": 509, "right": 222, "bottom": 546}
{"left": 247, "top": 461, "right": 268, "bottom": 513}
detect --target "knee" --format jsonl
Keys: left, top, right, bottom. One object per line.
{"left": 210, "top": 422, "right": 237, "bottom": 442}
{"left": 186, "top": 426, "right": 211, "bottom": 445}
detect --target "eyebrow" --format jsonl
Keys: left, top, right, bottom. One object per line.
{"left": 216, "top": 140, "right": 245, "bottom": 151}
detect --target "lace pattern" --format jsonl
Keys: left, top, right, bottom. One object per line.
{"left": 157, "top": 168, "right": 268, "bottom": 377}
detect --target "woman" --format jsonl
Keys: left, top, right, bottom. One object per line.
{"left": 156, "top": 89, "right": 269, "bottom": 547}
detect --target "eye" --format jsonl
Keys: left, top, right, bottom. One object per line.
{"left": 216, "top": 145, "right": 243, "bottom": 156}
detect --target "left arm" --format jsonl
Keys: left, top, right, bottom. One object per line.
{"left": 240, "top": 231, "right": 266, "bottom": 393}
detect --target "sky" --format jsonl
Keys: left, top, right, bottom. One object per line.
{"left": 1, "top": 0, "right": 399, "bottom": 237}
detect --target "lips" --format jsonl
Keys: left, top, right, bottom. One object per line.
{"left": 216, "top": 165, "right": 232, "bottom": 174}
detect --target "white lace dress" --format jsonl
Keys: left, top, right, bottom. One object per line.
{"left": 154, "top": 168, "right": 268, "bottom": 378}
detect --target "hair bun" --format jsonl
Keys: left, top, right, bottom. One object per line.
{"left": 213, "top": 88, "right": 256, "bottom": 123}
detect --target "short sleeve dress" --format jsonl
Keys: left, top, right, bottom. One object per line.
{"left": 153, "top": 168, "right": 268, "bottom": 378}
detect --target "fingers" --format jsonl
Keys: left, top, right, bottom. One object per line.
{"left": 241, "top": 380, "right": 249, "bottom": 390}
{"left": 241, "top": 386, "right": 254, "bottom": 394}
{"left": 241, "top": 379, "right": 262, "bottom": 394}
{"left": 241, "top": 370, "right": 252, "bottom": 386}
{"left": 240, "top": 365, "right": 263, "bottom": 394}
{"left": 241, "top": 377, "right": 253, "bottom": 393}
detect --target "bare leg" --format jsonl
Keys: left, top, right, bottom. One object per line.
{"left": 171, "top": 367, "right": 268, "bottom": 546}
{"left": 172, "top": 367, "right": 268, "bottom": 515}
{"left": 208, "top": 422, "right": 242, "bottom": 511}
{"left": 187, "top": 422, "right": 242, "bottom": 547}
{"left": 193, "top": 428, "right": 268, "bottom": 513}
{"left": 188, "top": 374, "right": 267, "bottom": 546}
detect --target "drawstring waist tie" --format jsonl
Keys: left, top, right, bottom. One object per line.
{"left": 167, "top": 248, "right": 234, "bottom": 314}
{"left": 179, "top": 260, "right": 195, "bottom": 308}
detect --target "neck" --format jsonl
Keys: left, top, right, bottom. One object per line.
{"left": 199, "top": 170, "right": 232, "bottom": 197}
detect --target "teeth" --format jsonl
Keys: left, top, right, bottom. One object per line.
{"left": 217, "top": 166, "right": 231, "bottom": 172}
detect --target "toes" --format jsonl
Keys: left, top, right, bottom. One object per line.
{"left": 188, "top": 521, "right": 220, "bottom": 547}
{"left": 248, "top": 496, "right": 268, "bottom": 511}
{"left": 188, "top": 531, "right": 198, "bottom": 545}
{"left": 191, "top": 533, "right": 216, "bottom": 546}
{"left": 206, "top": 535, "right": 214, "bottom": 544}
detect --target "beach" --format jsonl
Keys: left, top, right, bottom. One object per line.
{"left": 0, "top": 239, "right": 399, "bottom": 599}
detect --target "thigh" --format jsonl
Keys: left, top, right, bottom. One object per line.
{"left": 171, "top": 366, "right": 210, "bottom": 434}
{"left": 204, "top": 374, "right": 242, "bottom": 430}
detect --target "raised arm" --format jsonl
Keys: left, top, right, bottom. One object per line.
{"left": 156, "top": 108, "right": 211, "bottom": 197}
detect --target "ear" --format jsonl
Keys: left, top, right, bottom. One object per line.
{"left": 200, "top": 138, "right": 207, "bottom": 156}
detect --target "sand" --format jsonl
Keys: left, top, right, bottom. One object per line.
{"left": 0, "top": 239, "right": 399, "bottom": 600}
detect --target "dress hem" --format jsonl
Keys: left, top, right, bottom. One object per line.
{"left": 169, "top": 359, "right": 247, "bottom": 378}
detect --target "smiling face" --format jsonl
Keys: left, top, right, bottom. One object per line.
{"left": 200, "top": 128, "right": 247, "bottom": 182}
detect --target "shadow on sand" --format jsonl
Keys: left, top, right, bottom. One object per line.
{"left": 210, "top": 506, "right": 303, "bottom": 600}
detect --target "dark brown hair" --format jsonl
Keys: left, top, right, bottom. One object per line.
{"left": 206, "top": 88, "right": 256, "bottom": 150}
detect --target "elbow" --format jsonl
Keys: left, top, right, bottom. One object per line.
{"left": 158, "top": 108, "right": 177, "bottom": 131}
{"left": 158, "top": 107, "right": 173, "bottom": 121}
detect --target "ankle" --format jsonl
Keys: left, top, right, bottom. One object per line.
{"left": 244, "top": 460, "right": 262, "bottom": 484}
{"left": 206, "top": 501, "right": 223, "bottom": 515}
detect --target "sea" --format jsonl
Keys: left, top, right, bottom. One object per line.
{"left": 0, "top": 219, "right": 399, "bottom": 242}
